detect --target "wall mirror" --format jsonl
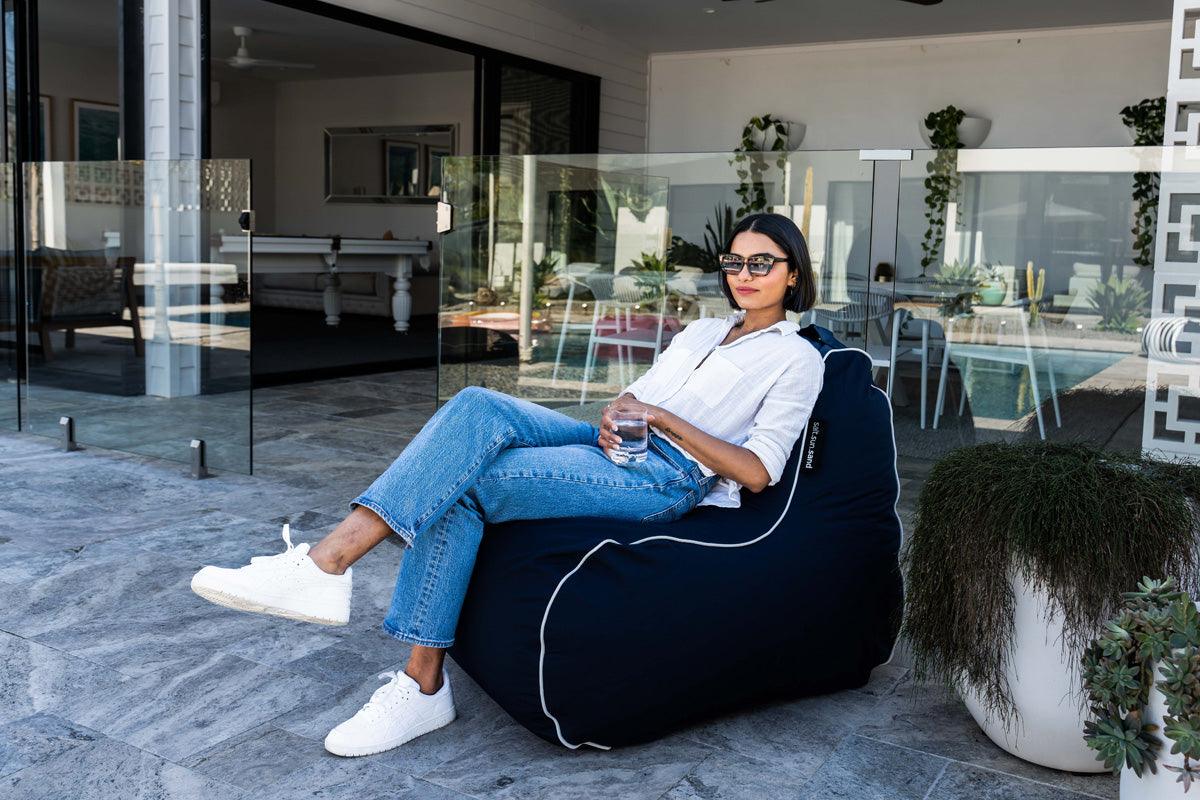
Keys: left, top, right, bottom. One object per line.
{"left": 324, "top": 124, "right": 457, "bottom": 204}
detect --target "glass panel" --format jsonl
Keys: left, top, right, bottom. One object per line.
{"left": 497, "top": 65, "right": 575, "bottom": 155}
{"left": 22, "top": 159, "right": 252, "bottom": 472}
{"left": 0, "top": 163, "right": 14, "bottom": 430}
{"left": 891, "top": 146, "right": 1180, "bottom": 463}
{"left": 437, "top": 151, "right": 873, "bottom": 410}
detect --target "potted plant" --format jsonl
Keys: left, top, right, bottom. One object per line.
{"left": 730, "top": 114, "right": 796, "bottom": 217}
{"left": 1121, "top": 97, "right": 1165, "bottom": 268}
{"left": 903, "top": 442, "right": 1200, "bottom": 772}
{"left": 978, "top": 264, "right": 1008, "bottom": 305}
{"left": 932, "top": 260, "right": 981, "bottom": 317}
{"left": 919, "top": 105, "right": 966, "bottom": 277}
{"left": 1089, "top": 275, "right": 1150, "bottom": 335}
{"left": 1083, "top": 577, "right": 1200, "bottom": 797}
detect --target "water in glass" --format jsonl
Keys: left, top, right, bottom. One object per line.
{"left": 610, "top": 410, "right": 648, "bottom": 465}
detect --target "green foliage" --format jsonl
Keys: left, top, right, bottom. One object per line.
{"left": 932, "top": 260, "right": 982, "bottom": 317}
{"left": 1087, "top": 275, "right": 1148, "bottom": 334}
{"left": 667, "top": 204, "right": 736, "bottom": 273}
{"left": 531, "top": 253, "right": 560, "bottom": 308}
{"left": 1083, "top": 577, "right": 1200, "bottom": 783}
{"left": 920, "top": 105, "right": 966, "bottom": 275}
{"left": 730, "top": 114, "right": 791, "bottom": 217}
{"left": 1121, "top": 97, "right": 1165, "bottom": 267}
{"left": 627, "top": 251, "right": 672, "bottom": 303}
{"left": 902, "top": 442, "right": 1200, "bottom": 736}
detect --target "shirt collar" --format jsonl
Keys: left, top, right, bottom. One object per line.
{"left": 722, "top": 311, "right": 800, "bottom": 342}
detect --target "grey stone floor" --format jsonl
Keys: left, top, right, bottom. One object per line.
{"left": 0, "top": 366, "right": 1118, "bottom": 799}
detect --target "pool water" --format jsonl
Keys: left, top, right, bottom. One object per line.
{"left": 959, "top": 349, "right": 1126, "bottom": 421}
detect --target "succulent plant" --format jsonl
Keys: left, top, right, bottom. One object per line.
{"left": 1084, "top": 577, "right": 1200, "bottom": 787}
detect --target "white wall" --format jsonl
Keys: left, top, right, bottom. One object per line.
{"left": 649, "top": 23, "right": 1170, "bottom": 152}
{"left": 270, "top": 70, "right": 473, "bottom": 238}
{"left": 39, "top": 40, "right": 119, "bottom": 161}
{"left": 323, "top": 0, "right": 648, "bottom": 152}
{"left": 211, "top": 77, "right": 276, "bottom": 231}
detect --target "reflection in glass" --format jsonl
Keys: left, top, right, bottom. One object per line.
{"left": 21, "top": 160, "right": 252, "bottom": 472}
{"left": 437, "top": 151, "right": 873, "bottom": 409}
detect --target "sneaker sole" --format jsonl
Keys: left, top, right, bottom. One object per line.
{"left": 324, "top": 707, "right": 458, "bottom": 757}
{"left": 190, "top": 578, "right": 348, "bottom": 626}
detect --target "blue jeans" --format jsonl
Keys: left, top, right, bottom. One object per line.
{"left": 349, "top": 386, "right": 718, "bottom": 648}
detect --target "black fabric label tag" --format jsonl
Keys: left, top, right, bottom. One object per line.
{"left": 801, "top": 418, "right": 825, "bottom": 473}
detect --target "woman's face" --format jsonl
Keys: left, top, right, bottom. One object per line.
{"left": 725, "top": 230, "right": 795, "bottom": 312}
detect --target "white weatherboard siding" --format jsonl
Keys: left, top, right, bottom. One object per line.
{"left": 649, "top": 23, "right": 1169, "bottom": 151}
{"left": 320, "top": 0, "right": 648, "bottom": 152}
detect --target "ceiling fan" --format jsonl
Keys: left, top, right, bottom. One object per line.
{"left": 224, "top": 26, "right": 315, "bottom": 71}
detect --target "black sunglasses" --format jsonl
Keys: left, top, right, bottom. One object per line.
{"left": 718, "top": 253, "right": 787, "bottom": 277}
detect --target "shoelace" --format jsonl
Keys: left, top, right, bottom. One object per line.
{"left": 356, "top": 671, "right": 414, "bottom": 722}
{"left": 249, "top": 524, "right": 309, "bottom": 568}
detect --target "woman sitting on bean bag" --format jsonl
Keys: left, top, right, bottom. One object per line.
{"left": 189, "top": 212, "right": 830, "bottom": 756}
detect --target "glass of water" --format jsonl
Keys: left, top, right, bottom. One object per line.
{"left": 609, "top": 409, "right": 649, "bottom": 465}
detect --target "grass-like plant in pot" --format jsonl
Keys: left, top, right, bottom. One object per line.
{"left": 903, "top": 442, "right": 1200, "bottom": 772}
{"left": 1083, "top": 577, "right": 1200, "bottom": 796}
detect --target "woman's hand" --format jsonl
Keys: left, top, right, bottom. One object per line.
{"left": 597, "top": 395, "right": 658, "bottom": 454}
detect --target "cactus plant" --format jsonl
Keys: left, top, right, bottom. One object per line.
{"left": 1025, "top": 261, "right": 1045, "bottom": 324}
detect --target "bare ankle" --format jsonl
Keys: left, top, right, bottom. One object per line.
{"left": 307, "top": 546, "right": 347, "bottom": 575}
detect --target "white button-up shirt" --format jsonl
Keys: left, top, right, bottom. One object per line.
{"left": 621, "top": 310, "right": 825, "bottom": 508}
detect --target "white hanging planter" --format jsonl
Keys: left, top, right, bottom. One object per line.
{"left": 1120, "top": 660, "right": 1194, "bottom": 799}
{"left": 752, "top": 121, "right": 805, "bottom": 152}
{"left": 919, "top": 115, "right": 992, "bottom": 149}
{"left": 959, "top": 572, "right": 1108, "bottom": 773}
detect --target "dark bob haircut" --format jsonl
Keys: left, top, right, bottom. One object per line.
{"left": 719, "top": 212, "right": 817, "bottom": 314}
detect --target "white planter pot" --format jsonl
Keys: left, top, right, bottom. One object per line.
{"left": 918, "top": 115, "right": 991, "bottom": 149}
{"left": 960, "top": 573, "right": 1107, "bottom": 773}
{"left": 1120, "top": 661, "right": 1191, "bottom": 800}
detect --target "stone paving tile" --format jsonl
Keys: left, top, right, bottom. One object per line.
{"left": 421, "top": 722, "right": 713, "bottom": 800}
{"left": 0, "top": 734, "right": 248, "bottom": 800}
{"left": 856, "top": 673, "right": 1118, "bottom": 799}
{"left": 795, "top": 735, "right": 948, "bottom": 799}
{"left": 661, "top": 748, "right": 814, "bottom": 800}
{"left": 70, "top": 652, "right": 336, "bottom": 763}
{"left": 675, "top": 685, "right": 884, "bottom": 781}
{"left": 926, "top": 762, "right": 1108, "bottom": 800}
{"left": 183, "top": 724, "right": 470, "bottom": 799}
{"left": 0, "top": 632, "right": 130, "bottom": 727}
{"left": 0, "top": 713, "right": 100, "bottom": 779}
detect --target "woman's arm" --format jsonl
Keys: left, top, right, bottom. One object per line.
{"left": 648, "top": 407, "right": 775, "bottom": 492}
{"left": 609, "top": 352, "right": 823, "bottom": 492}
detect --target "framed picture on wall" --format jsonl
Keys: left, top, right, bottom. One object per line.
{"left": 383, "top": 140, "right": 421, "bottom": 197}
{"left": 424, "top": 144, "right": 450, "bottom": 198}
{"left": 38, "top": 96, "right": 51, "bottom": 160}
{"left": 72, "top": 99, "right": 119, "bottom": 161}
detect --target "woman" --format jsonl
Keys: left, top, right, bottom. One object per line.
{"left": 190, "top": 212, "right": 824, "bottom": 757}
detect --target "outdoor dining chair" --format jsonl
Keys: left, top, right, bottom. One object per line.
{"left": 932, "top": 302, "right": 1062, "bottom": 439}
{"left": 578, "top": 271, "right": 669, "bottom": 404}
{"left": 805, "top": 287, "right": 912, "bottom": 402}
{"left": 549, "top": 261, "right": 602, "bottom": 387}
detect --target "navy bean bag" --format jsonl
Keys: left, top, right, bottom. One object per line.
{"left": 447, "top": 324, "right": 904, "bottom": 749}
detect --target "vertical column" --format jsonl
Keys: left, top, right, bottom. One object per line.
{"left": 143, "top": 0, "right": 202, "bottom": 397}
{"left": 1142, "top": 1, "right": 1200, "bottom": 458}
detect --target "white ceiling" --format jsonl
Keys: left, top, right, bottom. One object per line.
{"left": 534, "top": 0, "right": 1173, "bottom": 52}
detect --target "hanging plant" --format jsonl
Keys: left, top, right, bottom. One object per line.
{"left": 730, "top": 114, "right": 791, "bottom": 217}
{"left": 920, "top": 105, "right": 966, "bottom": 277}
{"left": 1121, "top": 97, "right": 1166, "bottom": 268}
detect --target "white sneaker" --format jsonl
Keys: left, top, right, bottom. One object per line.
{"left": 324, "top": 668, "right": 457, "bottom": 757}
{"left": 190, "top": 523, "right": 352, "bottom": 625}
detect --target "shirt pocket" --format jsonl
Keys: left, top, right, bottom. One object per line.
{"left": 684, "top": 350, "right": 744, "bottom": 409}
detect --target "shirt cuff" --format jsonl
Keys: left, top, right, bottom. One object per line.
{"left": 741, "top": 435, "right": 788, "bottom": 487}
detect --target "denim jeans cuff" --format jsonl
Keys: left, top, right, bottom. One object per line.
{"left": 348, "top": 495, "right": 416, "bottom": 548}
{"left": 381, "top": 621, "right": 454, "bottom": 649}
